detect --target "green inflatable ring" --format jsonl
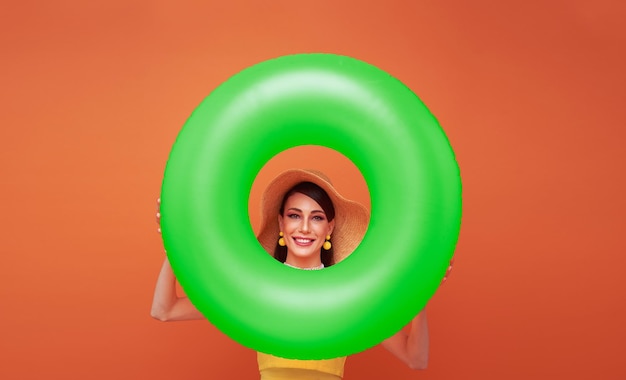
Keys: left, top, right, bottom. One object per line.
{"left": 161, "top": 54, "right": 461, "bottom": 359}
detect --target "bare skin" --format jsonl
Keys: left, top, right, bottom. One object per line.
{"left": 152, "top": 196, "right": 453, "bottom": 370}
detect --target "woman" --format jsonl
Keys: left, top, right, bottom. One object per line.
{"left": 152, "top": 169, "right": 447, "bottom": 378}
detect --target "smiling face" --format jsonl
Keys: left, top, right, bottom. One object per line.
{"left": 278, "top": 192, "right": 335, "bottom": 268}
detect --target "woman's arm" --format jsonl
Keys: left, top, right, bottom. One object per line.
{"left": 380, "top": 257, "right": 454, "bottom": 369}
{"left": 380, "top": 310, "right": 429, "bottom": 369}
{"left": 151, "top": 196, "right": 204, "bottom": 321}
{"left": 150, "top": 257, "right": 205, "bottom": 322}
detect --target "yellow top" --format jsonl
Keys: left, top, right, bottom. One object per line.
{"left": 257, "top": 352, "right": 347, "bottom": 380}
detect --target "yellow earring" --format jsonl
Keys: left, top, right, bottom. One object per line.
{"left": 278, "top": 231, "right": 286, "bottom": 247}
{"left": 323, "top": 235, "right": 332, "bottom": 250}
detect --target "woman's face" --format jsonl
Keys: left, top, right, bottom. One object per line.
{"left": 278, "top": 192, "right": 335, "bottom": 265}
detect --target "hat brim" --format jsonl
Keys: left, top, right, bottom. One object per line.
{"left": 257, "top": 169, "right": 370, "bottom": 263}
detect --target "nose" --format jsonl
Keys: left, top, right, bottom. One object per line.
{"left": 299, "top": 218, "right": 310, "bottom": 233}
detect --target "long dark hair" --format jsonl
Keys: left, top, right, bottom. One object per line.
{"left": 273, "top": 181, "right": 336, "bottom": 267}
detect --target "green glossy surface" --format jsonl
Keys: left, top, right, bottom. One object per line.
{"left": 161, "top": 54, "right": 462, "bottom": 359}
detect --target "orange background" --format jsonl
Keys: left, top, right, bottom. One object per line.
{"left": 1, "top": 1, "right": 625, "bottom": 379}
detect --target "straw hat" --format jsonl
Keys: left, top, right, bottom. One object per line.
{"left": 256, "top": 169, "right": 370, "bottom": 264}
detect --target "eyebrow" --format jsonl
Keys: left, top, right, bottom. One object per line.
{"left": 286, "top": 208, "right": 326, "bottom": 214}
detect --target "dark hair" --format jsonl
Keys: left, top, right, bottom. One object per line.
{"left": 273, "top": 181, "right": 336, "bottom": 267}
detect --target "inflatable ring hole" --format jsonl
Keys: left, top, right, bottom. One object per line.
{"left": 248, "top": 145, "right": 371, "bottom": 239}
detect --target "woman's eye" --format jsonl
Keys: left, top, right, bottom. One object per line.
{"left": 287, "top": 213, "right": 300, "bottom": 219}
{"left": 313, "top": 215, "right": 325, "bottom": 221}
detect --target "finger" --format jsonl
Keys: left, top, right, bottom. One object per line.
{"left": 447, "top": 257, "right": 455, "bottom": 274}
{"left": 157, "top": 197, "right": 163, "bottom": 235}
{"left": 445, "top": 265, "right": 453, "bottom": 278}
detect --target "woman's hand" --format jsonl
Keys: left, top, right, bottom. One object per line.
{"left": 441, "top": 257, "right": 454, "bottom": 284}
{"left": 156, "top": 196, "right": 166, "bottom": 254}
{"left": 151, "top": 195, "right": 203, "bottom": 321}
{"left": 156, "top": 197, "right": 162, "bottom": 234}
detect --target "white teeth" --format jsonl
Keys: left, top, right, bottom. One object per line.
{"left": 295, "top": 238, "right": 313, "bottom": 243}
